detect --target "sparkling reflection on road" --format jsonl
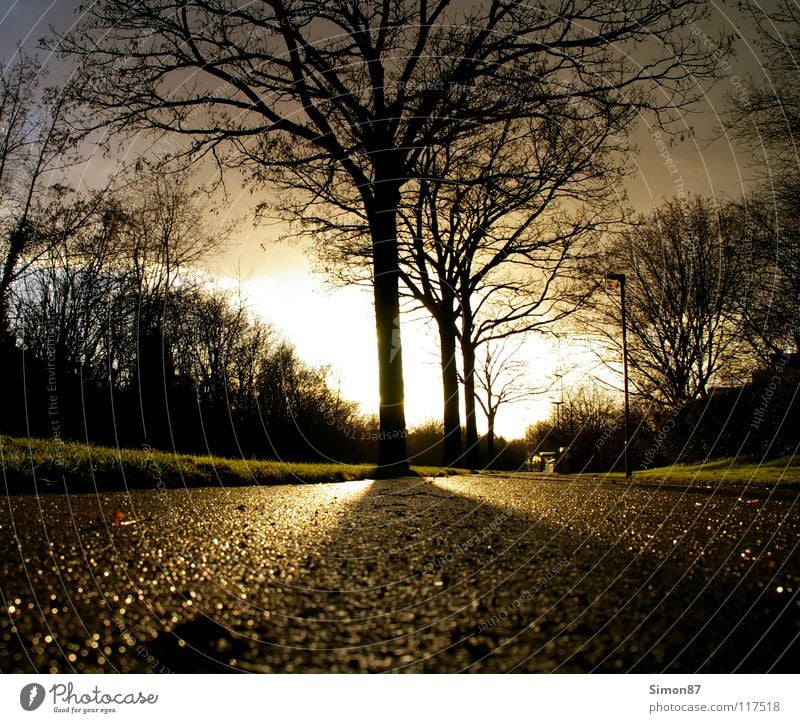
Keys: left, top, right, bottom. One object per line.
{"left": 1, "top": 476, "right": 798, "bottom": 672}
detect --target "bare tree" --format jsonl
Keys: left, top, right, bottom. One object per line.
{"left": 112, "top": 168, "right": 230, "bottom": 307}
{"left": 595, "top": 197, "right": 747, "bottom": 406}
{"left": 170, "top": 287, "right": 261, "bottom": 410}
{"left": 727, "top": 0, "right": 800, "bottom": 183}
{"left": 400, "top": 119, "right": 609, "bottom": 467}
{"left": 113, "top": 170, "right": 232, "bottom": 443}
{"left": 57, "top": 0, "right": 728, "bottom": 473}
{"left": 731, "top": 192, "right": 800, "bottom": 362}
{"left": 0, "top": 53, "right": 83, "bottom": 346}
{"left": 14, "top": 194, "right": 123, "bottom": 381}
{"left": 473, "top": 337, "right": 538, "bottom": 463}
{"left": 726, "top": 1, "right": 800, "bottom": 360}
{"left": 319, "top": 117, "right": 607, "bottom": 466}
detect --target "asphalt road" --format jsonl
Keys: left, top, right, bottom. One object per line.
{"left": 1, "top": 475, "right": 798, "bottom": 673}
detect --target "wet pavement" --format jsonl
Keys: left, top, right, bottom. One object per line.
{"left": 1, "top": 475, "right": 798, "bottom": 673}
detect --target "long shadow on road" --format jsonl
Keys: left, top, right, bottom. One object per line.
{"left": 1, "top": 476, "right": 798, "bottom": 673}
{"left": 142, "top": 476, "right": 800, "bottom": 673}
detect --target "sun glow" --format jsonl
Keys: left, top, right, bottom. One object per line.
{"left": 217, "top": 252, "right": 602, "bottom": 440}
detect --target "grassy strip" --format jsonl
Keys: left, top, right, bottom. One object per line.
{"left": 0, "top": 435, "right": 466, "bottom": 494}
{"left": 632, "top": 456, "right": 800, "bottom": 486}
{"left": 485, "top": 457, "right": 800, "bottom": 487}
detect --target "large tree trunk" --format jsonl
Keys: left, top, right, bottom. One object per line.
{"left": 461, "top": 335, "right": 479, "bottom": 469}
{"left": 437, "top": 310, "right": 461, "bottom": 467}
{"left": 369, "top": 184, "right": 409, "bottom": 475}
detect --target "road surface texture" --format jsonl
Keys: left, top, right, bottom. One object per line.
{"left": 1, "top": 475, "right": 798, "bottom": 673}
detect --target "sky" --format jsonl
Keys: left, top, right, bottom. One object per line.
{"left": 0, "top": 0, "right": 778, "bottom": 439}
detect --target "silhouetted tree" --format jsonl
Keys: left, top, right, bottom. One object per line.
{"left": 595, "top": 197, "right": 747, "bottom": 406}
{"left": 319, "top": 118, "right": 605, "bottom": 466}
{"left": 727, "top": 0, "right": 800, "bottom": 184}
{"left": 0, "top": 53, "right": 84, "bottom": 347}
{"left": 474, "top": 338, "right": 538, "bottom": 464}
{"left": 14, "top": 195, "right": 124, "bottom": 383}
{"left": 168, "top": 285, "right": 268, "bottom": 449}
{"left": 726, "top": 1, "right": 800, "bottom": 360}
{"left": 407, "top": 127, "right": 606, "bottom": 467}
{"left": 11, "top": 170, "right": 231, "bottom": 448}
{"left": 729, "top": 194, "right": 800, "bottom": 363}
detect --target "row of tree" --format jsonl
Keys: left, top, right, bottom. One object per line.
{"left": 588, "top": 192, "right": 799, "bottom": 406}
{"left": 0, "top": 166, "right": 381, "bottom": 460}
{"left": 554, "top": 1, "right": 800, "bottom": 468}
{"left": 527, "top": 180, "right": 800, "bottom": 472}
{"left": 41, "top": 0, "right": 729, "bottom": 473}
{"left": 530, "top": 0, "right": 800, "bottom": 472}
{"left": 0, "top": 53, "right": 369, "bottom": 461}
{"left": 3, "top": 1, "right": 798, "bottom": 471}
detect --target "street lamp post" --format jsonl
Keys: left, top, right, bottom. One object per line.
{"left": 606, "top": 273, "right": 632, "bottom": 479}
{"left": 551, "top": 400, "right": 563, "bottom": 428}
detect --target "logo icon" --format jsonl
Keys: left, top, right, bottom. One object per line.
{"left": 20, "top": 684, "right": 45, "bottom": 712}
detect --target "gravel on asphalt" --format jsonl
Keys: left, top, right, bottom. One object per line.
{"left": 1, "top": 476, "right": 798, "bottom": 673}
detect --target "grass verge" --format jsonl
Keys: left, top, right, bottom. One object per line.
{"left": 0, "top": 435, "right": 466, "bottom": 494}
{"left": 631, "top": 456, "right": 800, "bottom": 486}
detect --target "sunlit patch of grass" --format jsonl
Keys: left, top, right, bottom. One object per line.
{"left": 634, "top": 456, "right": 800, "bottom": 486}
{"left": 0, "top": 435, "right": 466, "bottom": 494}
